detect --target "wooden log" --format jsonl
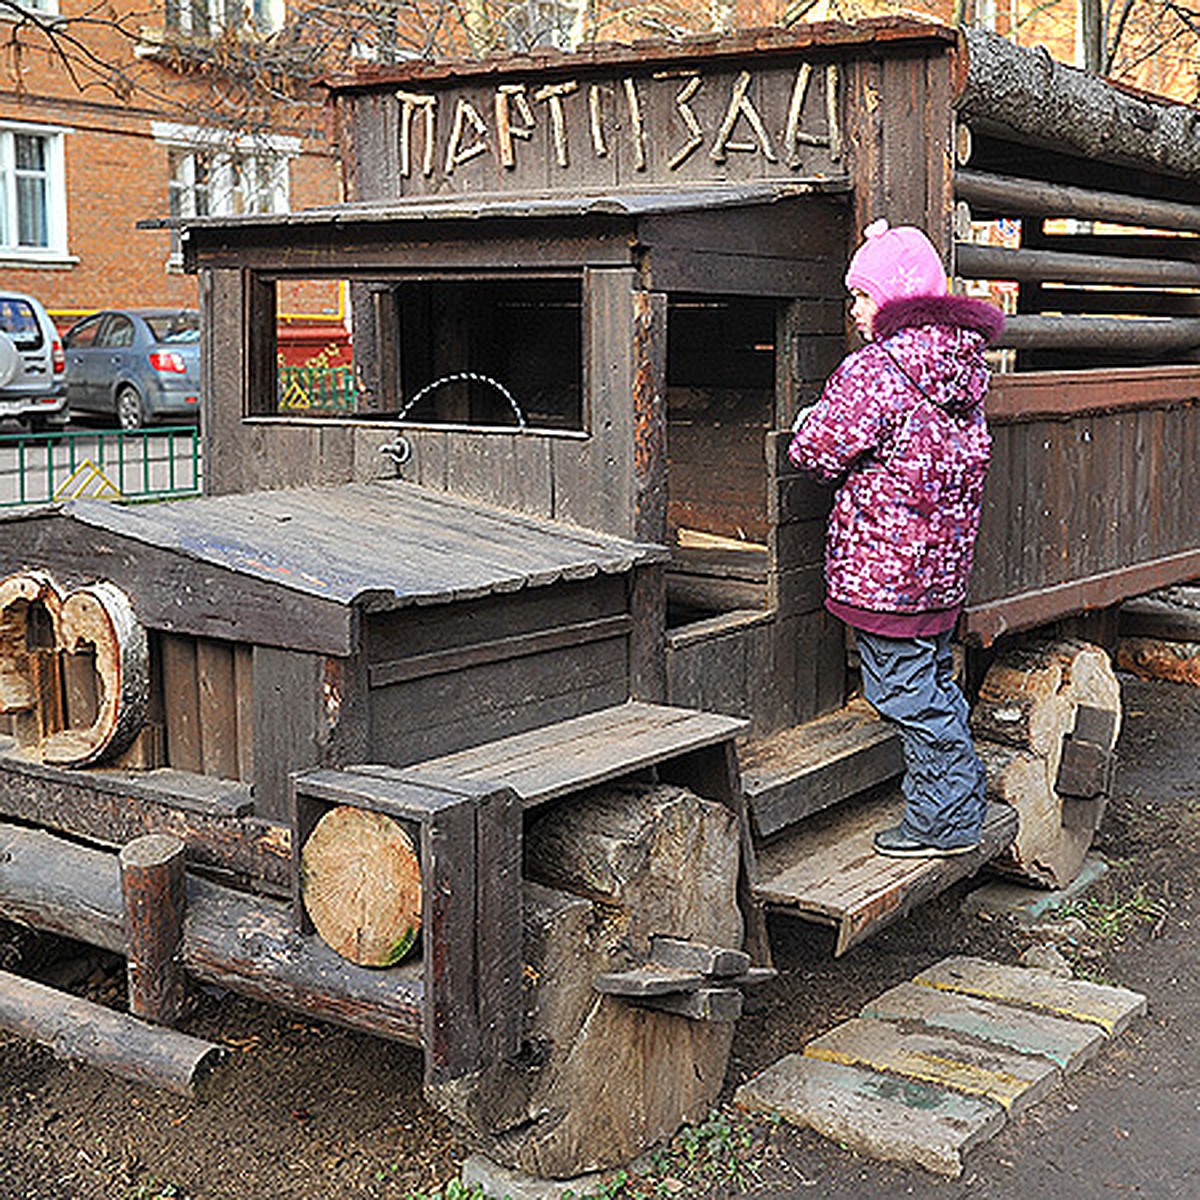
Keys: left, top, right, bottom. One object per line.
{"left": 299, "top": 805, "right": 422, "bottom": 967}
{"left": 972, "top": 640, "right": 1121, "bottom": 887}
{"left": 995, "top": 316, "right": 1200, "bottom": 355}
{"left": 957, "top": 27, "right": 1200, "bottom": 179}
{"left": 955, "top": 170, "right": 1200, "bottom": 234}
{"left": 524, "top": 780, "right": 743, "bottom": 957}
{"left": 447, "top": 783, "right": 744, "bottom": 1178}
{"left": 0, "top": 969, "right": 226, "bottom": 1098}
{"left": 956, "top": 243, "right": 1200, "bottom": 289}
{"left": 1117, "top": 636, "right": 1200, "bottom": 687}
{"left": 120, "top": 834, "right": 187, "bottom": 1025}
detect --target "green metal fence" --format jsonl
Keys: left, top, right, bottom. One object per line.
{"left": 278, "top": 365, "right": 358, "bottom": 413}
{"left": 0, "top": 426, "right": 202, "bottom": 509}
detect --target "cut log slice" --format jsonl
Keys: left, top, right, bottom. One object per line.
{"left": 300, "top": 805, "right": 422, "bottom": 967}
{"left": 972, "top": 640, "right": 1120, "bottom": 888}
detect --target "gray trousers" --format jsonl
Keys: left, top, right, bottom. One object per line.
{"left": 855, "top": 628, "right": 987, "bottom": 848}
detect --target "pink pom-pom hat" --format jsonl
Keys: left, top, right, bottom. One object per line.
{"left": 844, "top": 219, "right": 948, "bottom": 305}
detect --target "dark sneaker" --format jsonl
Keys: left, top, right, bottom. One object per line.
{"left": 872, "top": 825, "right": 980, "bottom": 858}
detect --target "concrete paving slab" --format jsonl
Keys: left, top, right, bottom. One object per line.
{"left": 804, "top": 1016, "right": 1061, "bottom": 1116}
{"left": 861, "top": 980, "right": 1106, "bottom": 1074}
{"left": 962, "top": 856, "right": 1109, "bottom": 922}
{"left": 735, "top": 1053, "right": 1005, "bottom": 1178}
{"left": 914, "top": 955, "right": 1148, "bottom": 1035}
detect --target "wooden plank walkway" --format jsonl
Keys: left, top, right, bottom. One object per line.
{"left": 405, "top": 701, "right": 748, "bottom": 808}
{"left": 736, "top": 955, "right": 1148, "bottom": 1177}
{"left": 754, "top": 791, "right": 1018, "bottom": 955}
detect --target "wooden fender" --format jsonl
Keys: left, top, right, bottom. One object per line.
{"left": 0, "top": 571, "right": 148, "bottom": 767}
{"left": 972, "top": 639, "right": 1121, "bottom": 888}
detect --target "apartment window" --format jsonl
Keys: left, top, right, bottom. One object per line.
{"left": 157, "top": 123, "right": 295, "bottom": 264}
{"left": 502, "top": 0, "right": 585, "bottom": 49}
{"left": 0, "top": 0, "right": 60, "bottom": 16}
{"left": 0, "top": 125, "right": 68, "bottom": 260}
{"left": 164, "top": 0, "right": 283, "bottom": 36}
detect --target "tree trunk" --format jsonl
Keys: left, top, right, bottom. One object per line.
{"left": 972, "top": 640, "right": 1120, "bottom": 887}
{"left": 443, "top": 781, "right": 743, "bottom": 1179}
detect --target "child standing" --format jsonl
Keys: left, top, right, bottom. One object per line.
{"left": 789, "top": 220, "right": 1005, "bottom": 857}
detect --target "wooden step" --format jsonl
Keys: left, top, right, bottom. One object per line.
{"left": 754, "top": 790, "right": 1017, "bottom": 956}
{"left": 739, "top": 700, "right": 904, "bottom": 840}
{"left": 404, "top": 701, "right": 748, "bottom": 810}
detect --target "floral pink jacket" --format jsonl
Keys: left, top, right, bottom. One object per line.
{"left": 789, "top": 294, "right": 1005, "bottom": 616}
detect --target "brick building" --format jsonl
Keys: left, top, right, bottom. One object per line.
{"left": 0, "top": 0, "right": 342, "bottom": 335}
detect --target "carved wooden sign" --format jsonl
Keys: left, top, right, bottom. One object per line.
{"left": 0, "top": 571, "right": 148, "bottom": 767}
{"left": 378, "top": 60, "right": 842, "bottom": 195}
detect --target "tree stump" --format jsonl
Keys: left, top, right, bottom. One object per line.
{"left": 300, "top": 805, "right": 422, "bottom": 967}
{"left": 972, "top": 639, "right": 1121, "bottom": 888}
{"left": 433, "top": 781, "right": 742, "bottom": 1179}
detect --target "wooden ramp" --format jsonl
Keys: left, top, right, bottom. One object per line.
{"left": 754, "top": 790, "right": 1018, "bottom": 956}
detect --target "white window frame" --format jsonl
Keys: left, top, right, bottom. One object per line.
{"left": 0, "top": 0, "right": 60, "bottom": 20}
{"left": 0, "top": 121, "right": 71, "bottom": 265}
{"left": 164, "top": 0, "right": 283, "bottom": 37}
{"left": 154, "top": 122, "right": 298, "bottom": 268}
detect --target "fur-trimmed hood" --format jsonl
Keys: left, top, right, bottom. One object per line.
{"left": 867, "top": 293, "right": 1004, "bottom": 416}
{"left": 872, "top": 294, "right": 1005, "bottom": 344}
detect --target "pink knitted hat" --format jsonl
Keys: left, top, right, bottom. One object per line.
{"left": 845, "top": 219, "right": 947, "bottom": 305}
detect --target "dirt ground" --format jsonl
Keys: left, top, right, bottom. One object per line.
{"left": 1, "top": 671, "right": 1196, "bottom": 1200}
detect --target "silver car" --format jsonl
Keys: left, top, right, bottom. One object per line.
{"left": 0, "top": 291, "right": 68, "bottom": 431}
{"left": 64, "top": 308, "right": 201, "bottom": 430}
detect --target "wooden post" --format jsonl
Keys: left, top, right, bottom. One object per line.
{"left": 120, "top": 834, "right": 187, "bottom": 1026}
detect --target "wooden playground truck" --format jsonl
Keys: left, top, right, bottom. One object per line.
{"left": 2, "top": 16, "right": 1200, "bottom": 1178}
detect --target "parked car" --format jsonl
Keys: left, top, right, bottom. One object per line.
{"left": 63, "top": 309, "right": 201, "bottom": 430}
{"left": 0, "top": 291, "right": 68, "bottom": 432}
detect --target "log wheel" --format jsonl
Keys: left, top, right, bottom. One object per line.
{"left": 300, "top": 805, "right": 422, "bottom": 967}
{"left": 972, "top": 639, "right": 1121, "bottom": 888}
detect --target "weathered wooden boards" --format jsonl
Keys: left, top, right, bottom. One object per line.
{"left": 754, "top": 790, "right": 1016, "bottom": 956}
{"left": 460, "top": 781, "right": 744, "bottom": 1179}
{"left": 737, "top": 955, "right": 1147, "bottom": 1177}
{"left": 739, "top": 697, "right": 903, "bottom": 839}
{"left": 972, "top": 639, "right": 1121, "bottom": 888}
{"left": 299, "top": 806, "right": 422, "bottom": 967}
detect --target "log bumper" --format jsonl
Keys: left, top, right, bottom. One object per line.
{"left": 0, "top": 820, "right": 426, "bottom": 1048}
{"left": 0, "top": 969, "right": 226, "bottom": 1099}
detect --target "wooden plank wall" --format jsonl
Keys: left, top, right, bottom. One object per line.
{"left": 969, "top": 372, "right": 1200, "bottom": 634}
{"left": 161, "top": 634, "right": 253, "bottom": 785}
{"left": 363, "top": 575, "right": 633, "bottom": 766}
{"left": 844, "top": 48, "right": 955, "bottom": 264}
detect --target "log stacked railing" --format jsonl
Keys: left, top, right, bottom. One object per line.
{"left": 952, "top": 30, "right": 1200, "bottom": 366}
